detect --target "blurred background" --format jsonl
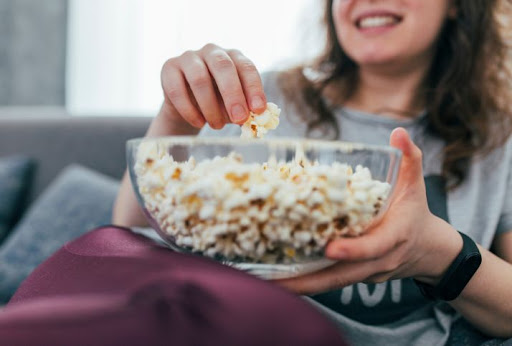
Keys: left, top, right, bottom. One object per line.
{"left": 0, "top": 0, "right": 322, "bottom": 117}
{"left": 0, "top": 0, "right": 324, "bottom": 304}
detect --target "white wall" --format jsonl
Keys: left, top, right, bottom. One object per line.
{"left": 66, "top": 0, "right": 322, "bottom": 116}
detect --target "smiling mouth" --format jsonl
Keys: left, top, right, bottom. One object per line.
{"left": 357, "top": 15, "right": 402, "bottom": 29}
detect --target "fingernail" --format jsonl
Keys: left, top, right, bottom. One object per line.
{"left": 231, "top": 104, "right": 247, "bottom": 123}
{"left": 251, "top": 96, "right": 265, "bottom": 110}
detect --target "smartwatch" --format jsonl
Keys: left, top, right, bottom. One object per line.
{"left": 414, "top": 231, "right": 482, "bottom": 301}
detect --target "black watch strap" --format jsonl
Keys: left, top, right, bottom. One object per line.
{"left": 414, "top": 231, "right": 482, "bottom": 301}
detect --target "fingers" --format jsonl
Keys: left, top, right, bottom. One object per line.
{"left": 161, "top": 60, "right": 206, "bottom": 128}
{"left": 390, "top": 127, "right": 424, "bottom": 189}
{"left": 390, "top": 127, "right": 414, "bottom": 156}
{"left": 277, "top": 129, "right": 428, "bottom": 295}
{"left": 276, "top": 241, "right": 408, "bottom": 294}
{"left": 160, "top": 44, "right": 266, "bottom": 129}
{"left": 227, "top": 49, "right": 267, "bottom": 114}
{"left": 325, "top": 227, "right": 401, "bottom": 261}
{"left": 201, "top": 44, "right": 250, "bottom": 124}
{"left": 180, "top": 51, "right": 227, "bottom": 129}
{"left": 275, "top": 260, "right": 379, "bottom": 295}
{"left": 322, "top": 128, "right": 423, "bottom": 262}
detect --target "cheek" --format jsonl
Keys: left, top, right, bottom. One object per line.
{"left": 405, "top": 4, "right": 448, "bottom": 50}
{"left": 409, "top": 1, "right": 450, "bottom": 34}
{"left": 331, "top": 0, "right": 354, "bottom": 49}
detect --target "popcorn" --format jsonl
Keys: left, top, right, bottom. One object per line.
{"left": 135, "top": 141, "right": 391, "bottom": 264}
{"left": 240, "top": 102, "right": 281, "bottom": 139}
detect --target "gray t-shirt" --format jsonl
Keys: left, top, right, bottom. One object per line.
{"left": 200, "top": 71, "right": 512, "bottom": 346}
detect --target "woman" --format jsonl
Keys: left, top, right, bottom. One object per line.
{"left": 113, "top": 0, "right": 512, "bottom": 344}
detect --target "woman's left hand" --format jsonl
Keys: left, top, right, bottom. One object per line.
{"left": 275, "top": 127, "right": 463, "bottom": 295}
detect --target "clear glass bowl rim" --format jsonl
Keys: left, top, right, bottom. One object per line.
{"left": 126, "top": 135, "right": 403, "bottom": 158}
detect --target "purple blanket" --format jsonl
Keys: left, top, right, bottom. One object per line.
{"left": 0, "top": 226, "right": 346, "bottom": 346}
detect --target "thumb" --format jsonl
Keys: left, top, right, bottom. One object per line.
{"left": 390, "top": 127, "right": 423, "bottom": 188}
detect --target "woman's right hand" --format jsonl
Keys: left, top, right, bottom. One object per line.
{"left": 160, "top": 43, "right": 268, "bottom": 131}
{"left": 114, "top": 44, "right": 267, "bottom": 226}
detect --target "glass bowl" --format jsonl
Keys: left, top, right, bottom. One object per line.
{"left": 127, "top": 136, "right": 402, "bottom": 279}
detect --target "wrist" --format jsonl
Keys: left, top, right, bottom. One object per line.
{"left": 414, "top": 231, "right": 482, "bottom": 301}
{"left": 414, "top": 217, "right": 463, "bottom": 286}
{"left": 147, "top": 101, "right": 201, "bottom": 137}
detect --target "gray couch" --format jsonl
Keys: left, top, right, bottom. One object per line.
{"left": 0, "top": 112, "right": 152, "bottom": 302}
{"left": 0, "top": 113, "right": 151, "bottom": 203}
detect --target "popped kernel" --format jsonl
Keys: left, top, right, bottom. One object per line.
{"left": 240, "top": 102, "right": 281, "bottom": 139}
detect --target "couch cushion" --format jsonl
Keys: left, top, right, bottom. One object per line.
{"left": 0, "top": 115, "right": 151, "bottom": 203}
{"left": 0, "top": 156, "right": 35, "bottom": 243}
{"left": 0, "top": 165, "right": 119, "bottom": 303}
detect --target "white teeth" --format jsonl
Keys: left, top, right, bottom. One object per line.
{"left": 358, "top": 16, "right": 398, "bottom": 29}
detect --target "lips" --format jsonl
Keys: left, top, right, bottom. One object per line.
{"left": 355, "top": 13, "right": 403, "bottom": 29}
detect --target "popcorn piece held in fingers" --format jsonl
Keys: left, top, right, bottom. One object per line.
{"left": 240, "top": 102, "right": 281, "bottom": 139}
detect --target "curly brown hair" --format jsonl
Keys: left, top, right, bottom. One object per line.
{"left": 278, "top": 0, "right": 512, "bottom": 188}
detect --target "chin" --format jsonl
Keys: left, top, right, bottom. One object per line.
{"left": 351, "top": 53, "right": 399, "bottom": 68}
{"left": 344, "top": 44, "right": 399, "bottom": 66}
